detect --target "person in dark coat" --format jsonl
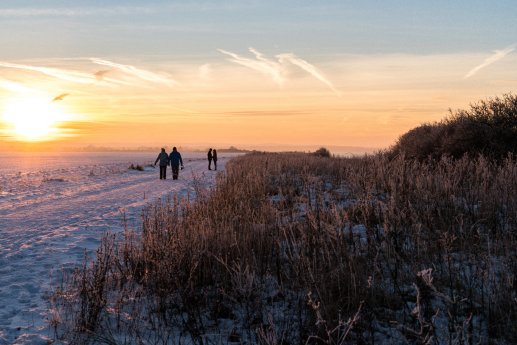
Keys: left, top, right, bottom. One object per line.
{"left": 169, "top": 146, "right": 184, "bottom": 180}
{"left": 207, "top": 148, "right": 213, "bottom": 170}
{"left": 154, "top": 148, "right": 169, "bottom": 179}
{"left": 212, "top": 149, "right": 218, "bottom": 170}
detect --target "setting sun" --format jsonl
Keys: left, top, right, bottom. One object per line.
{"left": 2, "top": 97, "right": 69, "bottom": 141}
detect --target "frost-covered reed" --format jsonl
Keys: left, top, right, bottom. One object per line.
{"left": 50, "top": 152, "right": 517, "bottom": 344}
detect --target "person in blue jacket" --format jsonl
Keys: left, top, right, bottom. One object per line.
{"left": 169, "top": 146, "right": 184, "bottom": 180}
{"left": 154, "top": 148, "right": 169, "bottom": 179}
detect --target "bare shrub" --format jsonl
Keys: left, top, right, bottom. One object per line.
{"left": 391, "top": 93, "right": 517, "bottom": 160}
{"left": 128, "top": 163, "right": 144, "bottom": 171}
{"left": 313, "top": 147, "right": 332, "bottom": 158}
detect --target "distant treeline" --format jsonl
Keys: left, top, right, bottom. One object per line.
{"left": 70, "top": 145, "right": 252, "bottom": 153}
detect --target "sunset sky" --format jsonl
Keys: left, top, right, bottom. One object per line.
{"left": 0, "top": 0, "right": 516, "bottom": 151}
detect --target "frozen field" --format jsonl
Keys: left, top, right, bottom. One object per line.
{"left": 0, "top": 151, "right": 234, "bottom": 344}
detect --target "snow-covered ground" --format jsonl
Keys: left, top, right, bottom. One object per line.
{"left": 0, "top": 151, "right": 234, "bottom": 345}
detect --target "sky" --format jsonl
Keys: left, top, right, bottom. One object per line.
{"left": 0, "top": 0, "right": 516, "bottom": 151}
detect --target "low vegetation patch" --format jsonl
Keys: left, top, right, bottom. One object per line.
{"left": 43, "top": 177, "right": 67, "bottom": 183}
{"left": 128, "top": 163, "right": 145, "bottom": 171}
{"left": 313, "top": 147, "right": 331, "bottom": 158}
{"left": 50, "top": 149, "right": 517, "bottom": 344}
{"left": 390, "top": 93, "right": 517, "bottom": 160}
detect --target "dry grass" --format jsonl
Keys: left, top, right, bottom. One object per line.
{"left": 51, "top": 152, "right": 517, "bottom": 344}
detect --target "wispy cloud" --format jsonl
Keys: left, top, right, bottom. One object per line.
{"left": 218, "top": 48, "right": 284, "bottom": 84}
{"left": 90, "top": 58, "right": 180, "bottom": 86}
{"left": 277, "top": 53, "right": 341, "bottom": 96}
{"left": 465, "top": 45, "right": 515, "bottom": 78}
{"left": 0, "top": 61, "right": 139, "bottom": 86}
{"left": 218, "top": 48, "right": 340, "bottom": 95}
{"left": 0, "top": 4, "right": 250, "bottom": 18}
{"left": 0, "top": 59, "right": 174, "bottom": 87}
{"left": 198, "top": 64, "right": 213, "bottom": 81}
{"left": 216, "top": 110, "right": 312, "bottom": 118}
{"left": 0, "top": 6, "right": 156, "bottom": 17}
{"left": 0, "top": 61, "right": 96, "bottom": 84}
{"left": 94, "top": 70, "right": 111, "bottom": 81}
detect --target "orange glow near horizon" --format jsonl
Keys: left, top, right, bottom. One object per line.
{"left": 1, "top": 96, "right": 75, "bottom": 142}
{"left": 1, "top": 52, "right": 516, "bottom": 151}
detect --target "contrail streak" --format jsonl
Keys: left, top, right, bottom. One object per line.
{"left": 277, "top": 53, "right": 341, "bottom": 96}
{"left": 465, "top": 45, "right": 515, "bottom": 78}
{"left": 90, "top": 58, "right": 180, "bottom": 86}
{"left": 0, "top": 61, "right": 96, "bottom": 84}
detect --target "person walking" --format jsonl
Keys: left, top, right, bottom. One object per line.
{"left": 169, "top": 146, "right": 184, "bottom": 180}
{"left": 207, "top": 148, "right": 213, "bottom": 170}
{"left": 212, "top": 149, "right": 218, "bottom": 170}
{"left": 154, "top": 148, "right": 170, "bottom": 179}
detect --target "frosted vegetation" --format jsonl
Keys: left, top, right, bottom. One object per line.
{"left": 391, "top": 94, "right": 517, "bottom": 160}
{"left": 50, "top": 95, "right": 517, "bottom": 344}
{"left": 0, "top": 152, "right": 226, "bottom": 344}
{"left": 51, "top": 155, "right": 517, "bottom": 344}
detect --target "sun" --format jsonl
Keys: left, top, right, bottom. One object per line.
{"left": 2, "top": 97, "right": 68, "bottom": 141}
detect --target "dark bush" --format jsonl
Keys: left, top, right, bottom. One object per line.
{"left": 313, "top": 147, "right": 331, "bottom": 157}
{"left": 390, "top": 94, "right": 517, "bottom": 160}
{"left": 128, "top": 163, "right": 144, "bottom": 171}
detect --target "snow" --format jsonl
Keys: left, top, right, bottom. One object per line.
{"left": 0, "top": 151, "right": 234, "bottom": 345}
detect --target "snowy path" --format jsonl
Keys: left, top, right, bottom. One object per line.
{"left": 0, "top": 152, "right": 231, "bottom": 344}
